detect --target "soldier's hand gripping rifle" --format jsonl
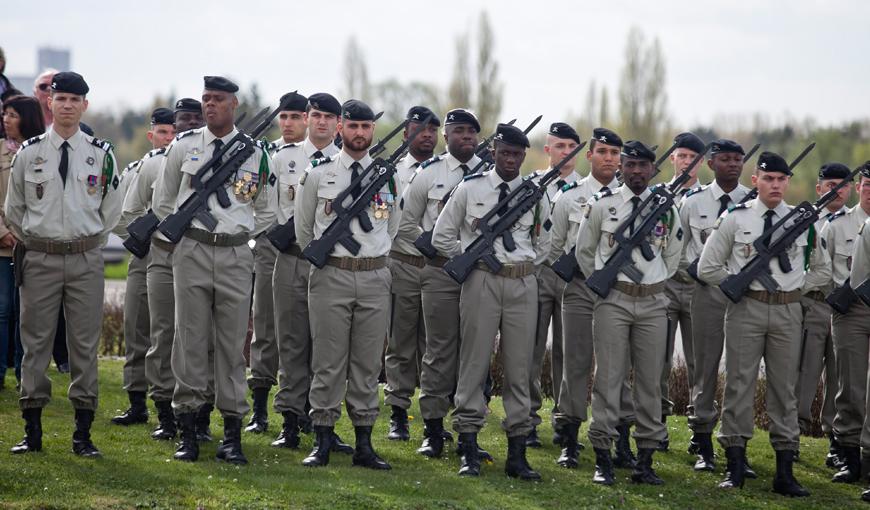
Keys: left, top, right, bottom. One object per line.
{"left": 302, "top": 115, "right": 434, "bottom": 268}
{"left": 718, "top": 163, "right": 861, "bottom": 303}
{"left": 827, "top": 277, "right": 859, "bottom": 314}
{"left": 441, "top": 142, "right": 586, "bottom": 284}
{"left": 584, "top": 143, "right": 710, "bottom": 298}
{"left": 123, "top": 109, "right": 265, "bottom": 258}
{"left": 265, "top": 115, "right": 404, "bottom": 253}
{"left": 413, "top": 116, "right": 539, "bottom": 259}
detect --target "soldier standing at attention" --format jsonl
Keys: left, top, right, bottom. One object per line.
{"left": 432, "top": 123, "right": 545, "bottom": 480}
{"left": 295, "top": 99, "right": 396, "bottom": 470}
{"left": 576, "top": 141, "right": 682, "bottom": 486}
{"left": 682, "top": 139, "right": 750, "bottom": 472}
{"left": 697, "top": 151, "right": 830, "bottom": 496}
{"left": 110, "top": 107, "right": 176, "bottom": 428}
{"left": 153, "top": 76, "right": 276, "bottom": 464}
{"left": 8, "top": 72, "right": 123, "bottom": 457}
{"left": 384, "top": 106, "right": 439, "bottom": 441}
{"left": 397, "top": 109, "right": 481, "bottom": 458}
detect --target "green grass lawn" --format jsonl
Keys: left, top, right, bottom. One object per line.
{"left": 0, "top": 358, "right": 866, "bottom": 509}
{"left": 104, "top": 256, "right": 129, "bottom": 280}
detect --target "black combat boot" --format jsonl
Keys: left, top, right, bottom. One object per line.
{"left": 525, "top": 427, "right": 543, "bottom": 448}
{"left": 417, "top": 418, "right": 445, "bottom": 458}
{"left": 552, "top": 424, "right": 564, "bottom": 446}
{"left": 556, "top": 422, "right": 580, "bottom": 469}
{"left": 718, "top": 446, "right": 745, "bottom": 489}
{"left": 10, "top": 408, "right": 42, "bottom": 454}
{"left": 271, "top": 412, "right": 300, "bottom": 449}
{"left": 244, "top": 387, "right": 269, "bottom": 433}
{"left": 743, "top": 451, "right": 758, "bottom": 479}
{"left": 195, "top": 403, "right": 213, "bottom": 442}
{"left": 505, "top": 434, "right": 541, "bottom": 481}
{"left": 216, "top": 416, "right": 247, "bottom": 465}
{"left": 687, "top": 432, "right": 700, "bottom": 455}
{"left": 693, "top": 433, "right": 716, "bottom": 472}
{"left": 827, "top": 433, "right": 842, "bottom": 469}
{"left": 613, "top": 422, "right": 637, "bottom": 469}
{"left": 302, "top": 425, "right": 334, "bottom": 467}
{"left": 331, "top": 431, "right": 354, "bottom": 454}
{"left": 150, "top": 400, "right": 176, "bottom": 440}
{"left": 457, "top": 432, "right": 481, "bottom": 477}
{"left": 833, "top": 446, "right": 861, "bottom": 483}
{"left": 772, "top": 449, "right": 809, "bottom": 497}
{"left": 173, "top": 412, "right": 199, "bottom": 462}
{"left": 456, "top": 433, "right": 494, "bottom": 463}
{"left": 72, "top": 409, "right": 101, "bottom": 457}
{"left": 298, "top": 400, "right": 313, "bottom": 434}
{"left": 387, "top": 406, "right": 410, "bottom": 441}
{"left": 352, "top": 426, "right": 391, "bottom": 470}
{"left": 111, "top": 391, "right": 149, "bottom": 425}
{"left": 592, "top": 447, "right": 615, "bottom": 486}
{"left": 631, "top": 448, "right": 664, "bottom": 485}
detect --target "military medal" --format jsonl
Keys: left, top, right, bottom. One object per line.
{"left": 87, "top": 174, "right": 99, "bottom": 195}
{"left": 374, "top": 207, "right": 384, "bottom": 219}
{"left": 608, "top": 234, "right": 615, "bottom": 248}
{"left": 848, "top": 256, "right": 853, "bottom": 271}
{"left": 36, "top": 183, "right": 44, "bottom": 199}
{"left": 325, "top": 200, "right": 333, "bottom": 215}
{"left": 287, "top": 185, "right": 295, "bottom": 200}
{"left": 700, "top": 230, "right": 708, "bottom": 244}
{"left": 471, "top": 218, "right": 480, "bottom": 231}
{"left": 743, "top": 244, "right": 752, "bottom": 258}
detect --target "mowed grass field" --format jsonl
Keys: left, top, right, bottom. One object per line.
{"left": 0, "top": 358, "right": 865, "bottom": 509}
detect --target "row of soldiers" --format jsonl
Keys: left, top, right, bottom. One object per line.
{"left": 8, "top": 71, "right": 870, "bottom": 502}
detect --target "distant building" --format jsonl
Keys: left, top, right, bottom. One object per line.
{"left": 8, "top": 46, "right": 71, "bottom": 94}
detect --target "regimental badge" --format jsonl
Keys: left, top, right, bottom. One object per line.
{"left": 86, "top": 156, "right": 95, "bottom": 166}
{"left": 578, "top": 196, "right": 587, "bottom": 205}
{"left": 743, "top": 244, "right": 752, "bottom": 258}
{"left": 36, "top": 183, "right": 44, "bottom": 199}
{"left": 190, "top": 148, "right": 201, "bottom": 161}
{"left": 700, "top": 230, "right": 708, "bottom": 244}
{"left": 848, "top": 256, "right": 853, "bottom": 271}
{"left": 608, "top": 233, "right": 615, "bottom": 248}
{"left": 288, "top": 160, "right": 296, "bottom": 169}
{"left": 287, "top": 184, "right": 295, "bottom": 201}
{"left": 608, "top": 206, "right": 617, "bottom": 216}
{"left": 324, "top": 200, "right": 333, "bottom": 215}
{"left": 232, "top": 170, "right": 259, "bottom": 202}
{"left": 87, "top": 174, "right": 99, "bottom": 195}
{"left": 471, "top": 218, "right": 480, "bottom": 231}
{"left": 33, "top": 156, "right": 45, "bottom": 165}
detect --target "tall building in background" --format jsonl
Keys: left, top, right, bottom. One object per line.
{"left": 8, "top": 46, "right": 72, "bottom": 93}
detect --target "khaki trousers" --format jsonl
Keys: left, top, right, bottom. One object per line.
{"left": 272, "top": 250, "right": 312, "bottom": 415}
{"left": 307, "top": 264, "right": 391, "bottom": 427}
{"left": 530, "top": 264, "right": 564, "bottom": 427}
{"left": 797, "top": 296, "right": 836, "bottom": 435}
{"left": 122, "top": 253, "right": 150, "bottom": 392}
{"left": 832, "top": 302, "right": 870, "bottom": 447}
{"left": 418, "top": 264, "right": 462, "bottom": 420}
{"left": 248, "top": 237, "right": 279, "bottom": 389}
{"left": 384, "top": 258, "right": 426, "bottom": 410}
{"left": 663, "top": 276, "right": 694, "bottom": 416}
{"left": 19, "top": 248, "right": 104, "bottom": 410}
{"left": 688, "top": 283, "right": 728, "bottom": 433}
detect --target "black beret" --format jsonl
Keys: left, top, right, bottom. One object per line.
{"left": 51, "top": 71, "right": 89, "bottom": 95}
{"left": 443, "top": 108, "right": 481, "bottom": 133}
{"left": 819, "top": 162, "right": 851, "bottom": 180}
{"left": 621, "top": 140, "right": 656, "bottom": 162}
{"left": 341, "top": 99, "right": 375, "bottom": 121}
{"left": 150, "top": 107, "right": 175, "bottom": 125}
{"left": 710, "top": 138, "right": 744, "bottom": 155}
{"left": 203, "top": 75, "right": 239, "bottom": 93}
{"left": 861, "top": 162, "right": 870, "bottom": 179}
{"left": 307, "top": 92, "right": 341, "bottom": 116}
{"left": 591, "top": 127, "right": 622, "bottom": 147}
{"left": 757, "top": 151, "right": 791, "bottom": 175}
{"left": 673, "top": 132, "right": 705, "bottom": 154}
{"left": 279, "top": 91, "right": 308, "bottom": 112}
{"left": 494, "top": 123, "right": 530, "bottom": 148}
{"left": 407, "top": 106, "right": 440, "bottom": 126}
{"left": 78, "top": 122, "right": 94, "bottom": 137}
{"left": 548, "top": 122, "right": 580, "bottom": 144}
{"left": 174, "top": 98, "right": 201, "bottom": 113}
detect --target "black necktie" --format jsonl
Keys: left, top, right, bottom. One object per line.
{"left": 213, "top": 138, "right": 224, "bottom": 155}
{"left": 497, "top": 182, "right": 510, "bottom": 216}
{"left": 629, "top": 196, "right": 642, "bottom": 234}
{"left": 312, "top": 150, "right": 323, "bottom": 160}
{"left": 763, "top": 210, "right": 775, "bottom": 248}
{"left": 59, "top": 141, "right": 69, "bottom": 186}
{"left": 600, "top": 186, "right": 609, "bottom": 193}
{"left": 459, "top": 164, "right": 471, "bottom": 177}
{"left": 718, "top": 194, "right": 731, "bottom": 216}
{"left": 350, "top": 162, "right": 362, "bottom": 199}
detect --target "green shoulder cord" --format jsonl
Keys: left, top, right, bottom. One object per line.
{"left": 254, "top": 148, "right": 270, "bottom": 200}
{"left": 804, "top": 223, "right": 816, "bottom": 270}
{"left": 101, "top": 151, "right": 114, "bottom": 199}
{"left": 388, "top": 176, "right": 397, "bottom": 197}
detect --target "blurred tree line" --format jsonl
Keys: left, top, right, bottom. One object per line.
{"left": 82, "top": 15, "right": 869, "bottom": 204}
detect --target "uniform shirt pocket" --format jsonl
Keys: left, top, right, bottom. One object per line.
{"left": 466, "top": 202, "right": 490, "bottom": 232}
{"left": 24, "top": 168, "right": 57, "bottom": 202}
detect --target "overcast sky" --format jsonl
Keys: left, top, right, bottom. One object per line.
{"left": 5, "top": 0, "right": 868, "bottom": 135}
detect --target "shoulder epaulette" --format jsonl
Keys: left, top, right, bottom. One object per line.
{"left": 174, "top": 128, "right": 201, "bottom": 141}
{"left": 421, "top": 153, "right": 445, "bottom": 169}
{"left": 829, "top": 210, "right": 847, "bottom": 222}
{"left": 726, "top": 203, "right": 750, "bottom": 213}
{"left": 21, "top": 133, "right": 46, "bottom": 149}
{"left": 684, "top": 184, "right": 707, "bottom": 199}
{"left": 310, "top": 154, "right": 335, "bottom": 168}
{"left": 590, "top": 187, "right": 614, "bottom": 202}
{"left": 145, "top": 147, "right": 166, "bottom": 159}
{"left": 528, "top": 170, "right": 544, "bottom": 180}
{"left": 561, "top": 181, "right": 579, "bottom": 193}
{"left": 463, "top": 172, "right": 485, "bottom": 182}
{"left": 275, "top": 142, "right": 299, "bottom": 153}
{"left": 89, "top": 137, "right": 114, "bottom": 152}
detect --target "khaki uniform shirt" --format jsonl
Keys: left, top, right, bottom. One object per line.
{"left": 390, "top": 153, "right": 428, "bottom": 256}
{"left": 0, "top": 139, "right": 18, "bottom": 256}
{"left": 6, "top": 128, "right": 123, "bottom": 241}
{"left": 396, "top": 152, "right": 483, "bottom": 258}
{"left": 532, "top": 169, "right": 579, "bottom": 265}
{"left": 152, "top": 126, "right": 276, "bottom": 236}
{"left": 821, "top": 205, "right": 868, "bottom": 287}
{"left": 679, "top": 181, "right": 751, "bottom": 265}
{"left": 272, "top": 139, "right": 338, "bottom": 225}
{"left": 547, "top": 173, "right": 618, "bottom": 264}
{"left": 575, "top": 184, "right": 683, "bottom": 285}
{"left": 432, "top": 169, "right": 548, "bottom": 264}
{"left": 697, "top": 198, "right": 831, "bottom": 292}
{"left": 295, "top": 150, "right": 398, "bottom": 258}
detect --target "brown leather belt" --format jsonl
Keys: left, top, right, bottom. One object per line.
{"left": 747, "top": 289, "right": 802, "bottom": 305}
{"left": 184, "top": 228, "right": 249, "bottom": 247}
{"left": 390, "top": 250, "right": 425, "bottom": 268}
{"left": 26, "top": 235, "right": 101, "bottom": 254}
{"left": 426, "top": 255, "right": 450, "bottom": 268}
{"left": 803, "top": 290, "right": 826, "bottom": 302}
{"left": 475, "top": 261, "right": 535, "bottom": 279}
{"left": 326, "top": 256, "right": 388, "bottom": 272}
{"left": 671, "top": 272, "right": 694, "bottom": 285}
{"left": 151, "top": 237, "right": 176, "bottom": 253}
{"left": 613, "top": 281, "right": 666, "bottom": 298}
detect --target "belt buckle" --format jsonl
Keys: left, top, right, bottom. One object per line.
{"left": 63, "top": 241, "right": 74, "bottom": 254}
{"left": 213, "top": 233, "right": 219, "bottom": 244}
